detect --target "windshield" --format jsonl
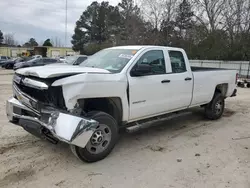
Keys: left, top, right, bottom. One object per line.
{"left": 65, "top": 56, "right": 78, "bottom": 64}
{"left": 80, "top": 49, "right": 138, "bottom": 73}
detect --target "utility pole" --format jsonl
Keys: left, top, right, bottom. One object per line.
{"left": 65, "top": 0, "right": 68, "bottom": 48}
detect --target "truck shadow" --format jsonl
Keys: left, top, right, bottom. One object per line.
{"left": 115, "top": 107, "right": 236, "bottom": 154}
{"left": 35, "top": 107, "right": 236, "bottom": 164}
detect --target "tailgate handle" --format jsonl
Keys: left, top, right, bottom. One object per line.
{"left": 185, "top": 77, "right": 192, "bottom": 81}
{"left": 161, "top": 79, "right": 171, "bottom": 83}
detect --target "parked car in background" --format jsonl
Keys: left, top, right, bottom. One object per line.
{"left": 58, "top": 56, "right": 66, "bottom": 62}
{"left": 54, "top": 56, "right": 66, "bottom": 63}
{"left": 1, "top": 57, "right": 29, "bottom": 69}
{"left": 0, "top": 56, "right": 11, "bottom": 61}
{"left": 14, "top": 58, "right": 61, "bottom": 70}
{"left": 0, "top": 56, "right": 11, "bottom": 65}
{"left": 65, "top": 55, "right": 87, "bottom": 65}
{"left": 32, "top": 55, "right": 43, "bottom": 59}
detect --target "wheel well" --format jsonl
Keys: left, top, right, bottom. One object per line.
{"left": 215, "top": 84, "right": 228, "bottom": 97}
{"left": 81, "top": 97, "right": 123, "bottom": 124}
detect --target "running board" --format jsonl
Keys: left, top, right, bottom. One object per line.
{"left": 126, "top": 111, "right": 192, "bottom": 133}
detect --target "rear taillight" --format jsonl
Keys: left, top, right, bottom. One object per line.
{"left": 236, "top": 73, "right": 238, "bottom": 84}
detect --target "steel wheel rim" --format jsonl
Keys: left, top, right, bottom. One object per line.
{"left": 86, "top": 124, "right": 112, "bottom": 154}
{"left": 215, "top": 100, "right": 223, "bottom": 114}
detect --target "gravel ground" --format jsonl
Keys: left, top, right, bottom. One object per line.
{"left": 0, "top": 69, "right": 249, "bottom": 188}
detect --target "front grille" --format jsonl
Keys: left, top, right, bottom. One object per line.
{"left": 15, "top": 82, "right": 66, "bottom": 109}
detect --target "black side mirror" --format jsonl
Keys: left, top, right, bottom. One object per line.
{"left": 131, "top": 64, "right": 152, "bottom": 77}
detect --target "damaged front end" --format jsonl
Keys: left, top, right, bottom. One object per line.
{"left": 6, "top": 74, "right": 98, "bottom": 148}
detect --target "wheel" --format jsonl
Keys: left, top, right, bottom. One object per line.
{"left": 70, "top": 111, "right": 119, "bottom": 163}
{"left": 204, "top": 93, "right": 225, "bottom": 120}
{"left": 247, "top": 83, "right": 250, "bottom": 88}
{"left": 5, "top": 64, "right": 11, "bottom": 69}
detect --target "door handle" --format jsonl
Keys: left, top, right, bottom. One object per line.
{"left": 161, "top": 79, "right": 171, "bottom": 83}
{"left": 185, "top": 77, "right": 192, "bottom": 81}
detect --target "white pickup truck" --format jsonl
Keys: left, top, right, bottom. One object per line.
{"left": 6, "top": 46, "right": 237, "bottom": 162}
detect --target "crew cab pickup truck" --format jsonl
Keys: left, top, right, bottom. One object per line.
{"left": 6, "top": 46, "right": 237, "bottom": 162}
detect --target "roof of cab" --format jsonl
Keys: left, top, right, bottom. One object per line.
{"left": 109, "top": 45, "right": 166, "bottom": 50}
{"left": 108, "top": 45, "right": 183, "bottom": 50}
{"left": 107, "top": 45, "right": 184, "bottom": 52}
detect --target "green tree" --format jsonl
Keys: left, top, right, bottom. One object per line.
{"left": 161, "top": 0, "right": 195, "bottom": 52}
{"left": 175, "top": 0, "right": 194, "bottom": 38}
{"left": 0, "top": 30, "right": 3, "bottom": 44}
{"left": 72, "top": 1, "right": 121, "bottom": 54}
{"left": 70, "top": 0, "right": 250, "bottom": 61}
{"left": 160, "top": 20, "right": 175, "bottom": 45}
{"left": 23, "top": 38, "right": 38, "bottom": 47}
{"left": 43, "top": 39, "right": 53, "bottom": 46}
{"left": 118, "top": 0, "right": 146, "bottom": 44}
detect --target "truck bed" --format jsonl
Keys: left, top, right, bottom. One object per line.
{"left": 191, "top": 66, "right": 227, "bottom": 72}
{"left": 191, "top": 67, "right": 237, "bottom": 105}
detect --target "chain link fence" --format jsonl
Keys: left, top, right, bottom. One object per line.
{"left": 190, "top": 60, "right": 250, "bottom": 78}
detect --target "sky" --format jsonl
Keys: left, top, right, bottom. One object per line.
{"left": 0, "top": 0, "right": 119, "bottom": 47}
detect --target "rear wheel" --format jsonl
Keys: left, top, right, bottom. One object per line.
{"left": 205, "top": 93, "right": 225, "bottom": 120}
{"left": 70, "top": 111, "right": 119, "bottom": 163}
{"left": 5, "top": 64, "right": 11, "bottom": 69}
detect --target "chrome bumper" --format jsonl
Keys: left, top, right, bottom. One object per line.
{"left": 6, "top": 97, "right": 98, "bottom": 148}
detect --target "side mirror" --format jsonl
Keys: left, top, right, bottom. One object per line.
{"left": 131, "top": 64, "right": 152, "bottom": 77}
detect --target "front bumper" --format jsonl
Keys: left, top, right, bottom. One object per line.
{"left": 6, "top": 97, "right": 98, "bottom": 148}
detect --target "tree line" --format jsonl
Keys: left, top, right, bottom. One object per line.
{"left": 72, "top": 0, "right": 250, "bottom": 61}
{"left": 0, "top": 30, "right": 61, "bottom": 48}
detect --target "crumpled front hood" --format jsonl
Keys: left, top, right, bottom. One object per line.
{"left": 15, "top": 65, "right": 110, "bottom": 78}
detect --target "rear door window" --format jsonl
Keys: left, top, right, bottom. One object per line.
{"left": 169, "top": 51, "right": 186, "bottom": 73}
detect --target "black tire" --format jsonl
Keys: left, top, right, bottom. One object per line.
{"left": 237, "top": 82, "right": 242, "bottom": 87}
{"left": 5, "top": 64, "right": 11, "bottom": 69}
{"left": 205, "top": 93, "right": 225, "bottom": 120}
{"left": 70, "top": 111, "right": 119, "bottom": 163}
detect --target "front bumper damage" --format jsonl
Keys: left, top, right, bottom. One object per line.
{"left": 6, "top": 96, "right": 98, "bottom": 148}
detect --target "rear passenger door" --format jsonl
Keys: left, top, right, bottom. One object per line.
{"left": 164, "top": 50, "right": 193, "bottom": 110}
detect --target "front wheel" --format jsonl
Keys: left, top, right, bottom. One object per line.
{"left": 70, "top": 111, "right": 119, "bottom": 163}
{"left": 204, "top": 93, "right": 225, "bottom": 120}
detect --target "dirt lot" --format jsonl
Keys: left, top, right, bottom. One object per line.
{"left": 0, "top": 69, "right": 249, "bottom": 188}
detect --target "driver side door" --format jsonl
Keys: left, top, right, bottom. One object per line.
{"left": 127, "top": 49, "right": 169, "bottom": 121}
